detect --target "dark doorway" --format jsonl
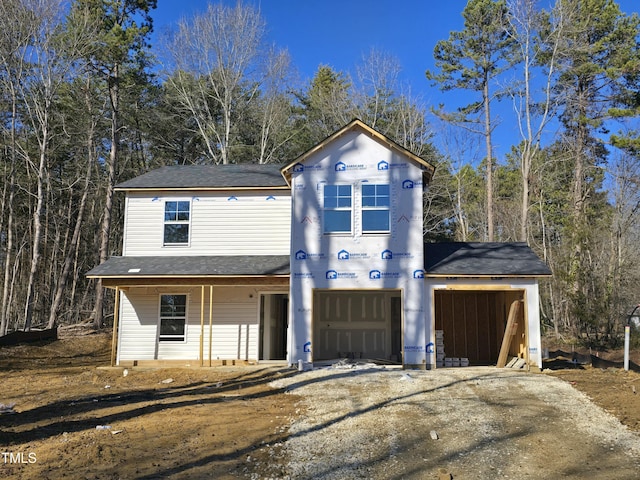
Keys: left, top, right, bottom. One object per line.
{"left": 259, "top": 294, "right": 288, "bottom": 360}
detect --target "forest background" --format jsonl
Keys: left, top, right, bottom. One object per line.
{"left": 0, "top": 0, "right": 638, "bottom": 350}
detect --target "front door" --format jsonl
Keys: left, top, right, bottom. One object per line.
{"left": 259, "top": 294, "right": 288, "bottom": 360}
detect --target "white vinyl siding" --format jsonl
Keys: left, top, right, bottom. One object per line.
{"left": 123, "top": 191, "right": 290, "bottom": 256}
{"left": 118, "top": 291, "right": 160, "bottom": 361}
{"left": 117, "top": 287, "right": 260, "bottom": 363}
{"left": 205, "top": 303, "right": 258, "bottom": 360}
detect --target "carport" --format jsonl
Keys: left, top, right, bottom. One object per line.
{"left": 424, "top": 242, "right": 552, "bottom": 369}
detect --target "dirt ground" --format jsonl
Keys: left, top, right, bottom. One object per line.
{"left": 0, "top": 332, "right": 639, "bottom": 479}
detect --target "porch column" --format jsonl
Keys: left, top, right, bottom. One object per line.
{"left": 200, "top": 285, "right": 205, "bottom": 367}
{"left": 110, "top": 286, "right": 120, "bottom": 367}
{"left": 208, "top": 285, "right": 213, "bottom": 367}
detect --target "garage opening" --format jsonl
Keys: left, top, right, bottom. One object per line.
{"left": 313, "top": 289, "right": 402, "bottom": 362}
{"left": 434, "top": 290, "right": 526, "bottom": 366}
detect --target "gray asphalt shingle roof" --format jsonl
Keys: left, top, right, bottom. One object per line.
{"left": 424, "top": 242, "right": 552, "bottom": 277}
{"left": 88, "top": 244, "right": 551, "bottom": 279}
{"left": 86, "top": 255, "right": 290, "bottom": 277}
{"left": 115, "top": 164, "right": 288, "bottom": 190}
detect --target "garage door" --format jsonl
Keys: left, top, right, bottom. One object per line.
{"left": 313, "top": 290, "right": 402, "bottom": 361}
{"left": 435, "top": 290, "right": 525, "bottom": 365}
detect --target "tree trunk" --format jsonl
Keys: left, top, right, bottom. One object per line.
{"left": 483, "top": 75, "right": 494, "bottom": 241}
{"left": 93, "top": 67, "right": 119, "bottom": 329}
{"left": 520, "top": 142, "right": 531, "bottom": 242}
{"left": 48, "top": 124, "right": 94, "bottom": 329}
{"left": 0, "top": 100, "right": 17, "bottom": 336}
{"left": 23, "top": 120, "right": 48, "bottom": 331}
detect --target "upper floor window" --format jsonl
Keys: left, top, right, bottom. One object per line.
{"left": 362, "top": 184, "right": 390, "bottom": 232}
{"left": 323, "top": 185, "right": 352, "bottom": 233}
{"left": 159, "top": 294, "right": 187, "bottom": 342}
{"left": 164, "top": 201, "right": 190, "bottom": 245}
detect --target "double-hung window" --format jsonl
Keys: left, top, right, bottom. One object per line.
{"left": 159, "top": 294, "right": 187, "bottom": 342}
{"left": 323, "top": 185, "right": 352, "bottom": 233}
{"left": 164, "top": 201, "right": 190, "bottom": 245}
{"left": 362, "top": 184, "right": 390, "bottom": 233}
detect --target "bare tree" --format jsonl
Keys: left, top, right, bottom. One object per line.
{"left": 0, "top": 0, "right": 33, "bottom": 335}
{"left": 434, "top": 122, "right": 486, "bottom": 241}
{"left": 166, "top": 2, "right": 270, "bottom": 164}
{"left": 17, "top": 0, "right": 94, "bottom": 331}
{"left": 506, "top": 0, "right": 560, "bottom": 242}
{"left": 354, "top": 49, "right": 401, "bottom": 130}
{"left": 426, "top": 0, "right": 517, "bottom": 241}
{"left": 255, "top": 47, "right": 295, "bottom": 164}
{"left": 607, "top": 151, "right": 640, "bottom": 337}
{"left": 68, "top": 0, "right": 156, "bottom": 329}
{"left": 47, "top": 77, "right": 99, "bottom": 329}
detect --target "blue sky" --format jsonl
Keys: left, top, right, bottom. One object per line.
{"left": 152, "top": 0, "right": 640, "bottom": 160}
{"left": 153, "top": 1, "right": 473, "bottom": 93}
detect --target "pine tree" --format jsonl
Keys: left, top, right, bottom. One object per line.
{"left": 426, "top": 0, "right": 517, "bottom": 241}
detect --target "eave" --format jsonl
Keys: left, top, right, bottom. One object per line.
{"left": 425, "top": 273, "right": 553, "bottom": 280}
{"left": 115, "top": 185, "right": 291, "bottom": 193}
{"left": 95, "top": 275, "right": 291, "bottom": 289}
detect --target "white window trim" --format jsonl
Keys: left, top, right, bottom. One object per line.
{"left": 157, "top": 293, "right": 188, "bottom": 343}
{"left": 323, "top": 184, "right": 353, "bottom": 235}
{"left": 163, "top": 199, "right": 192, "bottom": 247}
{"left": 361, "top": 183, "right": 391, "bottom": 234}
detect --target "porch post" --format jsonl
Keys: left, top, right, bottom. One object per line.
{"left": 110, "top": 287, "right": 120, "bottom": 367}
{"left": 200, "top": 285, "right": 205, "bottom": 367}
{"left": 208, "top": 285, "right": 213, "bottom": 367}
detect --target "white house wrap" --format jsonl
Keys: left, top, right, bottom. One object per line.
{"left": 283, "top": 125, "right": 432, "bottom": 368}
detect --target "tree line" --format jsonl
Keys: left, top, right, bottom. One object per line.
{"left": 0, "top": 0, "right": 638, "bottom": 349}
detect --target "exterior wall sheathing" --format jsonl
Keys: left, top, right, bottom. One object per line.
{"left": 288, "top": 130, "right": 428, "bottom": 368}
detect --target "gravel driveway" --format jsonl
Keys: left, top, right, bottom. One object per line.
{"left": 267, "top": 365, "right": 640, "bottom": 479}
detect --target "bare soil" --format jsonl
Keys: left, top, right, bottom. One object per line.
{"left": 0, "top": 331, "right": 639, "bottom": 479}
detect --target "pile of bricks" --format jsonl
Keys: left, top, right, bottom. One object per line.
{"left": 435, "top": 330, "right": 445, "bottom": 368}
{"left": 436, "top": 330, "right": 470, "bottom": 368}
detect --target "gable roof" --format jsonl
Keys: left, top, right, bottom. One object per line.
{"left": 424, "top": 242, "right": 552, "bottom": 277}
{"left": 86, "top": 255, "right": 290, "bottom": 278}
{"left": 280, "top": 119, "right": 436, "bottom": 185}
{"left": 115, "top": 164, "right": 288, "bottom": 191}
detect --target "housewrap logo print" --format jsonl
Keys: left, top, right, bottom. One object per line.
{"left": 293, "top": 163, "right": 322, "bottom": 173}
{"left": 369, "top": 270, "right": 400, "bottom": 280}
{"left": 378, "top": 160, "right": 409, "bottom": 170}
{"left": 337, "top": 249, "right": 369, "bottom": 260}
{"left": 326, "top": 270, "right": 357, "bottom": 279}
{"left": 295, "top": 250, "right": 325, "bottom": 260}
{"left": 334, "top": 161, "right": 365, "bottom": 171}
